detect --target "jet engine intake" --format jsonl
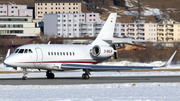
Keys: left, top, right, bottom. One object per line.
{"left": 91, "top": 45, "right": 114, "bottom": 58}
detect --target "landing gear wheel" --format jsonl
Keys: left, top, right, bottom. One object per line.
{"left": 22, "top": 68, "right": 28, "bottom": 80}
{"left": 22, "top": 76, "right": 27, "bottom": 80}
{"left": 82, "top": 73, "right": 89, "bottom": 80}
{"left": 47, "top": 73, "right": 55, "bottom": 79}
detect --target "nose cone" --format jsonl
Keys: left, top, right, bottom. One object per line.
{"left": 4, "top": 57, "right": 14, "bottom": 67}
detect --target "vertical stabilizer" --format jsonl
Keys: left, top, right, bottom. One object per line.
{"left": 92, "top": 13, "right": 117, "bottom": 46}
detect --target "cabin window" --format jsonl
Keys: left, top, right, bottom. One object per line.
{"left": 15, "top": 49, "right": 19, "bottom": 53}
{"left": 57, "top": 52, "right": 59, "bottom": 55}
{"left": 66, "top": 52, "right": 68, "bottom": 55}
{"left": 18, "top": 49, "right": 24, "bottom": 53}
{"left": 51, "top": 52, "right": 53, "bottom": 55}
{"left": 73, "top": 52, "right": 75, "bottom": 55}
{"left": 24, "top": 49, "right": 28, "bottom": 53}
{"left": 63, "top": 52, "right": 65, "bottom": 55}
{"left": 54, "top": 52, "right": 56, "bottom": 55}
{"left": 60, "top": 52, "right": 62, "bottom": 55}
{"left": 70, "top": 52, "right": 72, "bottom": 55}
{"left": 48, "top": 52, "right": 50, "bottom": 55}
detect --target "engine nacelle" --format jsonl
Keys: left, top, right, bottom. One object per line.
{"left": 91, "top": 45, "right": 114, "bottom": 58}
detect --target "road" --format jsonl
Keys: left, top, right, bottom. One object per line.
{"left": 0, "top": 76, "right": 180, "bottom": 85}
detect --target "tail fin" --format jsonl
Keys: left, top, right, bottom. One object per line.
{"left": 92, "top": 13, "right": 117, "bottom": 46}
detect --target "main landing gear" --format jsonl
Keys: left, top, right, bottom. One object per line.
{"left": 46, "top": 70, "right": 55, "bottom": 79}
{"left": 82, "top": 69, "right": 90, "bottom": 80}
{"left": 22, "top": 68, "right": 28, "bottom": 80}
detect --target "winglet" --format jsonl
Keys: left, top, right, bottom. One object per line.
{"left": 48, "top": 41, "right": 51, "bottom": 44}
{"left": 5, "top": 49, "right": 10, "bottom": 59}
{"left": 160, "top": 51, "right": 177, "bottom": 67}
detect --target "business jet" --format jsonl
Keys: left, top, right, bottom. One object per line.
{"left": 4, "top": 13, "right": 177, "bottom": 80}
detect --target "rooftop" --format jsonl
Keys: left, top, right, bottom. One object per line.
{"left": 35, "top": 0, "right": 81, "bottom": 3}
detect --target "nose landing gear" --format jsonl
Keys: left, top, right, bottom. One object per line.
{"left": 22, "top": 68, "right": 28, "bottom": 80}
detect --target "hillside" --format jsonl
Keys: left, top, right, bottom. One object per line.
{"left": 0, "top": 0, "right": 180, "bottom": 23}
{"left": 82, "top": 0, "right": 180, "bottom": 23}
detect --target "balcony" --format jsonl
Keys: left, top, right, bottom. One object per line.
{"left": 167, "top": 30, "right": 173, "bottom": 33}
{"left": 167, "top": 26, "right": 173, "bottom": 29}
{"left": 157, "top": 31, "right": 164, "bottom": 33}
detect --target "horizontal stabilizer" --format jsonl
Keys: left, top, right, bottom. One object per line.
{"left": 102, "top": 38, "right": 148, "bottom": 44}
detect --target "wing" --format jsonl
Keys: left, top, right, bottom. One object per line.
{"left": 61, "top": 51, "right": 177, "bottom": 71}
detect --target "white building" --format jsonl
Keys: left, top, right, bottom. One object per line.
{"left": 0, "top": 5, "right": 32, "bottom": 17}
{"left": 0, "top": 16, "right": 40, "bottom": 36}
{"left": 44, "top": 13, "right": 121, "bottom": 37}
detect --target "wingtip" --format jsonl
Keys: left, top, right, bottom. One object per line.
{"left": 161, "top": 51, "right": 177, "bottom": 67}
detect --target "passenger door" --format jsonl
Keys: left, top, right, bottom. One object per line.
{"left": 35, "top": 48, "right": 43, "bottom": 66}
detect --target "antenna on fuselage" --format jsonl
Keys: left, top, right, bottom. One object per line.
{"left": 48, "top": 41, "right": 51, "bottom": 44}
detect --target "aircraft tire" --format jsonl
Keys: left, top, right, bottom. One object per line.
{"left": 47, "top": 73, "right": 54, "bottom": 79}
{"left": 82, "top": 73, "right": 89, "bottom": 79}
{"left": 22, "top": 76, "right": 27, "bottom": 80}
{"left": 85, "top": 74, "right": 89, "bottom": 79}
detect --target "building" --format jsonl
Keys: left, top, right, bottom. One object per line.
{"left": 157, "top": 20, "right": 180, "bottom": 42}
{"left": 35, "top": 0, "right": 82, "bottom": 19}
{"left": 0, "top": 16, "right": 40, "bottom": 36}
{"left": 44, "top": 13, "right": 121, "bottom": 37}
{"left": 121, "top": 20, "right": 157, "bottom": 42}
{"left": 0, "top": 5, "right": 32, "bottom": 17}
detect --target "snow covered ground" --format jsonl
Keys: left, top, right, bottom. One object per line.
{"left": 0, "top": 61, "right": 180, "bottom": 101}
{"left": 0, "top": 83, "right": 180, "bottom": 101}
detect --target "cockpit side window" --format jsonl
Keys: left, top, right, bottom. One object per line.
{"left": 18, "top": 49, "right": 24, "bottom": 53}
{"left": 28, "top": 49, "right": 33, "bottom": 53}
{"left": 15, "top": 49, "right": 19, "bottom": 53}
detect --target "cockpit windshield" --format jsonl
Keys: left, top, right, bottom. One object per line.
{"left": 14, "top": 49, "right": 33, "bottom": 53}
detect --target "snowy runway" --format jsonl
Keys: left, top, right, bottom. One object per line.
{"left": 0, "top": 61, "right": 180, "bottom": 100}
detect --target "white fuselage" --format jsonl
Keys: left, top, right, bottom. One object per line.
{"left": 5, "top": 44, "right": 113, "bottom": 70}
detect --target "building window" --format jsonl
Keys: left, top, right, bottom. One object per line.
{"left": 76, "top": 3, "right": 78, "bottom": 5}
{"left": 63, "top": 7, "right": 65, "bottom": 9}
{"left": 69, "top": 7, "right": 71, "bottom": 9}
{"left": 76, "top": 7, "right": 78, "bottom": 9}
{"left": 51, "top": 3, "right": 53, "bottom": 5}
{"left": 73, "top": 3, "right": 75, "bottom": 5}
{"left": 51, "top": 7, "right": 53, "bottom": 9}
{"left": 73, "top": 7, "right": 75, "bottom": 9}
{"left": 63, "top": 3, "right": 65, "bottom": 5}
{"left": 69, "top": 3, "right": 71, "bottom": 5}
{"left": 45, "top": 3, "right": 47, "bottom": 5}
